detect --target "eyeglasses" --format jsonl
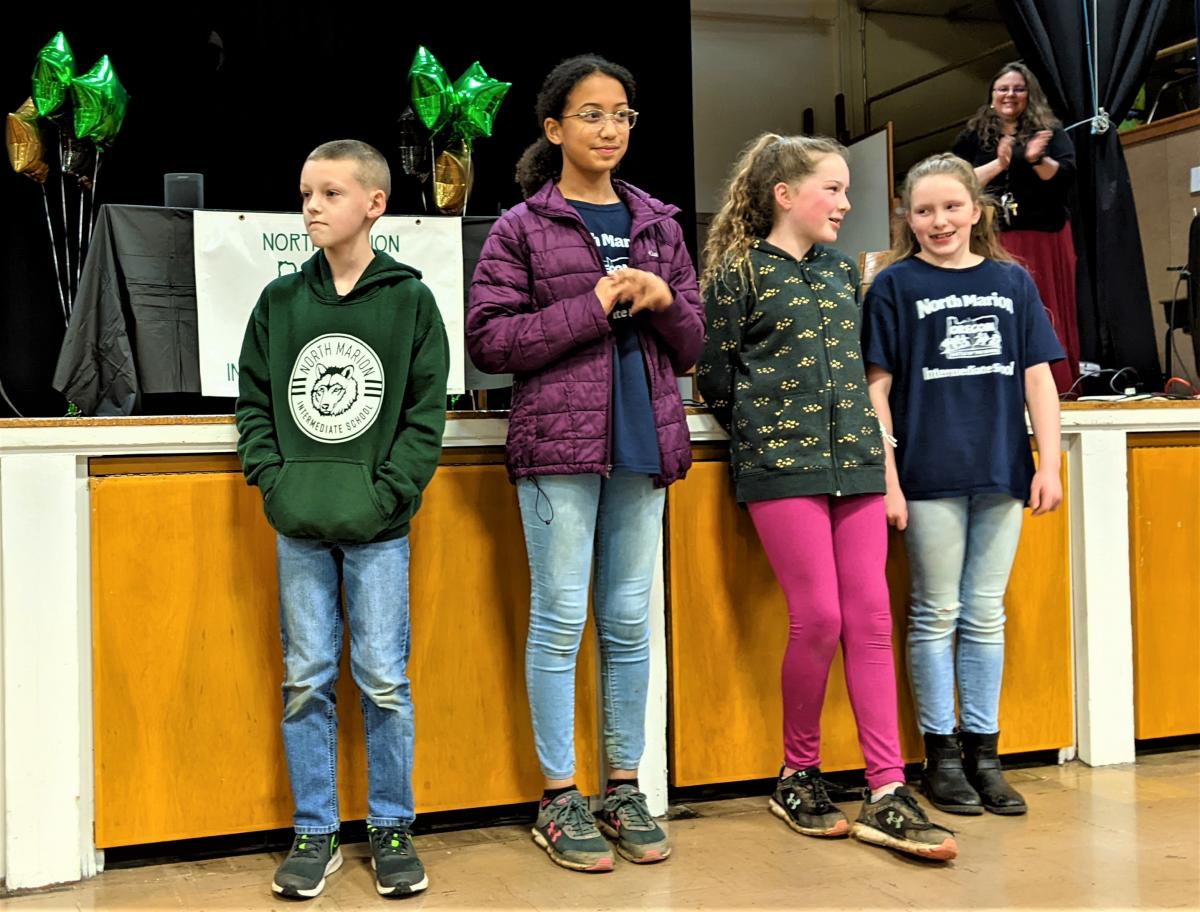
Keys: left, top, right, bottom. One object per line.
{"left": 561, "top": 109, "right": 639, "bottom": 130}
{"left": 993, "top": 86, "right": 1028, "bottom": 96}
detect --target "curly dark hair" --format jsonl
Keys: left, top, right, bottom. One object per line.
{"left": 515, "top": 54, "right": 637, "bottom": 199}
{"left": 965, "top": 62, "right": 1061, "bottom": 150}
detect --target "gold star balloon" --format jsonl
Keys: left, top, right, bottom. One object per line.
{"left": 7, "top": 97, "right": 48, "bottom": 183}
{"left": 433, "top": 139, "right": 473, "bottom": 215}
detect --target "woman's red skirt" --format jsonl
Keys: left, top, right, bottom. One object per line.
{"left": 1001, "top": 223, "right": 1080, "bottom": 393}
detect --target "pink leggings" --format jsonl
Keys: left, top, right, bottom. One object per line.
{"left": 747, "top": 494, "right": 904, "bottom": 789}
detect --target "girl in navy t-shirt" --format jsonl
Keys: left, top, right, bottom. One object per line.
{"left": 862, "top": 153, "right": 1064, "bottom": 817}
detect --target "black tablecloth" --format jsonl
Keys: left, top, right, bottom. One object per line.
{"left": 53, "top": 206, "right": 499, "bottom": 416}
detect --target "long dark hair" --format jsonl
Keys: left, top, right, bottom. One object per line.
{"left": 515, "top": 54, "right": 637, "bottom": 199}
{"left": 965, "top": 61, "right": 1061, "bottom": 149}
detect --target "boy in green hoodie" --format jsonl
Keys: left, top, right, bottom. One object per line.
{"left": 236, "top": 139, "right": 449, "bottom": 900}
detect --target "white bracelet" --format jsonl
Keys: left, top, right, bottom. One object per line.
{"left": 879, "top": 423, "right": 898, "bottom": 447}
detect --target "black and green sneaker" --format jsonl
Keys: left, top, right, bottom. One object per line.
{"left": 769, "top": 766, "right": 850, "bottom": 837}
{"left": 595, "top": 783, "right": 671, "bottom": 863}
{"left": 271, "top": 831, "right": 342, "bottom": 899}
{"left": 531, "top": 789, "right": 615, "bottom": 872}
{"left": 367, "top": 825, "right": 428, "bottom": 895}
{"left": 851, "top": 786, "right": 958, "bottom": 861}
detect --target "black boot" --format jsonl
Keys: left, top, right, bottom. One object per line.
{"left": 920, "top": 732, "right": 983, "bottom": 815}
{"left": 961, "top": 731, "right": 1027, "bottom": 815}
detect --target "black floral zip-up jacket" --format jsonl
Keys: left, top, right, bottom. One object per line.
{"left": 697, "top": 239, "right": 885, "bottom": 502}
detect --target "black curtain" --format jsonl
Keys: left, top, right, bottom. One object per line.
{"left": 1000, "top": 0, "right": 1169, "bottom": 389}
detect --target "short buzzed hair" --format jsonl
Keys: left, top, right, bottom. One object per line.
{"left": 306, "top": 139, "right": 391, "bottom": 197}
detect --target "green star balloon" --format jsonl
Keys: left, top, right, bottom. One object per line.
{"left": 32, "top": 31, "right": 77, "bottom": 118}
{"left": 409, "top": 46, "right": 454, "bottom": 134}
{"left": 452, "top": 61, "right": 510, "bottom": 141}
{"left": 71, "top": 55, "right": 129, "bottom": 145}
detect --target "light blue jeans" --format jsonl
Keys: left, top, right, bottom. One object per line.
{"left": 517, "top": 471, "right": 665, "bottom": 781}
{"left": 904, "top": 494, "right": 1025, "bottom": 735}
{"left": 276, "top": 533, "right": 414, "bottom": 833}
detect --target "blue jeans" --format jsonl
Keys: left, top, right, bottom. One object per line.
{"left": 517, "top": 471, "right": 665, "bottom": 781}
{"left": 276, "top": 533, "right": 414, "bottom": 833}
{"left": 903, "top": 494, "right": 1025, "bottom": 736}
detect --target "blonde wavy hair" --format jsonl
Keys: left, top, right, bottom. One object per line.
{"left": 701, "top": 133, "right": 847, "bottom": 294}
{"left": 886, "top": 153, "right": 1016, "bottom": 266}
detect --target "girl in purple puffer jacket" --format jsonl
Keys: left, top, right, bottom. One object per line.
{"left": 467, "top": 54, "right": 704, "bottom": 873}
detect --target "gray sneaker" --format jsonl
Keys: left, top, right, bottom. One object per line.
{"left": 595, "top": 783, "right": 671, "bottom": 863}
{"left": 531, "top": 789, "right": 615, "bottom": 872}
{"left": 851, "top": 786, "right": 958, "bottom": 861}
{"left": 769, "top": 766, "right": 850, "bottom": 837}
{"left": 368, "top": 825, "right": 428, "bottom": 895}
{"left": 271, "top": 831, "right": 342, "bottom": 899}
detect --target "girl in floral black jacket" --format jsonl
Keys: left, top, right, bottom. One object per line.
{"left": 698, "top": 133, "right": 957, "bottom": 863}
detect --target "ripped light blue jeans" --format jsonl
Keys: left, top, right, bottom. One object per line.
{"left": 517, "top": 471, "right": 665, "bottom": 781}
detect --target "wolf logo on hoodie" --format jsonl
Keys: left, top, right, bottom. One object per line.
{"left": 288, "top": 333, "right": 385, "bottom": 443}
{"left": 311, "top": 363, "right": 359, "bottom": 416}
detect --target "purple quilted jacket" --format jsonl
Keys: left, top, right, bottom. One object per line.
{"left": 467, "top": 179, "right": 705, "bottom": 485}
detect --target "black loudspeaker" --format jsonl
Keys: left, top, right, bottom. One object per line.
{"left": 164, "top": 173, "right": 204, "bottom": 209}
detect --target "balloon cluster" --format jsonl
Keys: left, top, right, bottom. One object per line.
{"left": 6, "top": 31, "right": 129, "bottom": 325}
{"left": 398, "top": 47, "right": 509, "bottom": 215}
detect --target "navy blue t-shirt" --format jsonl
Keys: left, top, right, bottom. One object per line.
{"left": 569, "top": 200, "right": 661, "bottom": 475}
{"left": 861, "top": 256, "right": 1064, "bottom": 502}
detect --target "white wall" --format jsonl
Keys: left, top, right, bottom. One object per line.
{"left": 692, "top": 2, "right": 842, "bottom": 214}
{"left": 691, "top": 3, "right": 1013, "bottom": 217}
{"left": 841, "top": 8, "right": 1013, "bottom": 172}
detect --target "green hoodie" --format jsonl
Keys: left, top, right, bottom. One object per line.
{"left": 697, "top": 239, "right": 884, "bottom": 502}
{"left": 236, "top": 250, "right": 449, "bottom": 543}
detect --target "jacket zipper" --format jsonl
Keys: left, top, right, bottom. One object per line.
{"left": 559, "top": 205, "right": 671, "bottom": 478}
{"left": 568, "top": 213, "right": 616, "bottom": 475}
{"left": 801, "top": 257, "right": 843, "bottom": 496}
